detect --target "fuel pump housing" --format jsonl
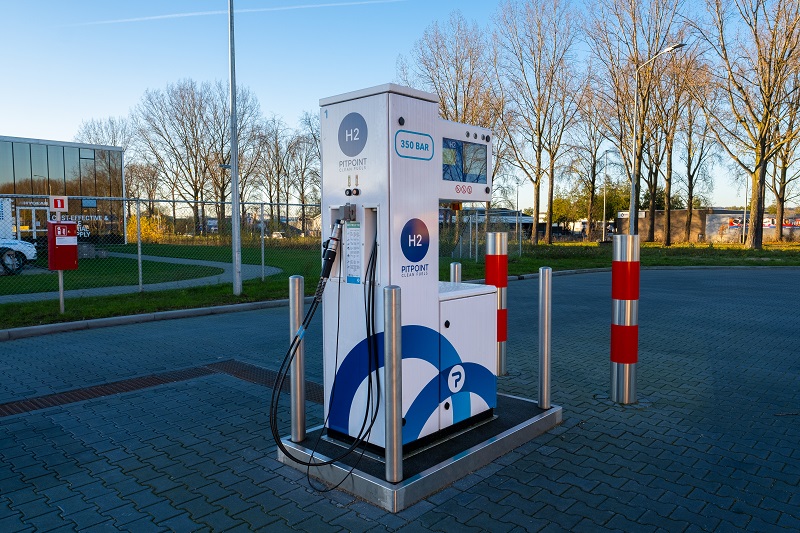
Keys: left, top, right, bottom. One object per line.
{"left": 320, "top": 84, "right": 497, "bottom": 450}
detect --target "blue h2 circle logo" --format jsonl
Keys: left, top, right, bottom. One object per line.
{"left": 338, "top": 113, "right": 368, "bottom": 157}
{"left": 401, "top": 218, "right": 429, "bottom": 262}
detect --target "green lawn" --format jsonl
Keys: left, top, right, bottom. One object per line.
{"left": 0, "top": 258, "right": 224, "bottom": 295}
{"left": 2, "top": 241, "right": 799, "bottom": 330}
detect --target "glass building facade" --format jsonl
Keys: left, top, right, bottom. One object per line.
{"left": 0, "top": 136, "right": 125, "bottom": 243}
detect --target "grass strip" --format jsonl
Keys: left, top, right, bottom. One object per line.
{"left": 2, "top": 241, "right": 800, "bottom": 330}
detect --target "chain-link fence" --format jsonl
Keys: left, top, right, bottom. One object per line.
{"left": 0, "top": 195, "right": 323, "bottom": 304}
{"left": 442, "top": 206, "right": 532, "bottom": 260}
{"left": 1, "top": 196, "right": 538, "bottom": 304}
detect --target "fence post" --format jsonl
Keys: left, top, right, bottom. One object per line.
{"left": 136, "top": 199, "right": 142, "bottom": 292}
{"left": 486, "top": 232, "right": 508, "bottom": 376}
{"left": 611, "top": 234, "right": 639, "bottom": 404}
{"left": 450, "top": 262, "right": 461, "bottom": 283}
{"left": 538, "top": 267, "right": 552, "bottom": 409}
{"left": 260, "top": 203, "right": 265, "bottom": 281}
{"left": 384, "top": 285, "right": 403, "bottom": 483}
{"left": 289, "top": 275, "right": 305, "bottom": 442}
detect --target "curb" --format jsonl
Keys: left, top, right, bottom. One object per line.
{"left": 4, "top": 265, "right": 798, "bottom": 342}
{"left": 0, "top": 296, "right": 315, "bottom": 342}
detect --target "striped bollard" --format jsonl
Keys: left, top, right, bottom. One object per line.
{"left": 486, "top": 232, "right": 508, "bottom": 376}
{"left": 611, "top": 234, "right": 639, "bottom": 404}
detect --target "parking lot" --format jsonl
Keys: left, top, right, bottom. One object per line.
{"left": 1, "top": 267, "right": 799, "bottom": 531}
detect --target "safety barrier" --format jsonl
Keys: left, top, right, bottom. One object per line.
{"left": 610, "top": 234, "right": 639, "bottom": 404}
{"left": 289, "top": 275, "right": 306, "bottom": 443}
{"left": 486, "top": 232, "right": 508, "bottom": 376}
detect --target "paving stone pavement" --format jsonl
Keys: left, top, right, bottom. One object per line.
{"left": 0, "top": 267, "right": 798, "bottom": 531}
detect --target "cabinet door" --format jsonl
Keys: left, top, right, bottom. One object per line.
{"left": 438, "top": 293, "right": 497, "bottom": 430}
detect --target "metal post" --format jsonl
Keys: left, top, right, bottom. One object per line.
{"left": 469, "top": 213, "right": 473, "bottom": 259}
{"left": 384, "top": 285, "right": 403, "bottom": 483}
{"left": 538, "top": 267, "right": 552, "bottom": 409}
{"left": 289, "top": 275, "right": 305, "bottom": 442}
{"left": 450, "top": 262, "right": 461, "bottom": 283}
{"left": 228, "top": 0, "right": 243, "bottom": 296}
{"left": 136, "top": 199, "right": 142, "bottom": 292}
{"left": 486, "top": 232, "right": 508, "bottom": 376}
{"left": 611, "top": 234, "right": 639, "bottom": 404}
{"left": 260, "top": 203, "right": 265, "bottom": 281}
{"left": 58, "top": 270, "right": 65, "bottom": 314}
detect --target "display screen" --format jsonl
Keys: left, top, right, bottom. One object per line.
{"left": 442, "top": 138, "right": 487, "bottom": 184}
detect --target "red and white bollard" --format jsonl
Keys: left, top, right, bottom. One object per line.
{"left": 486, "top": 232, "right": 508, "bottom": 376}
{"left": 611, "top": 234, "right": 639, "bottom": 403}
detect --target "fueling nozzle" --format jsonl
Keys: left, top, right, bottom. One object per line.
{"left": 315, "top": 220, "right": 344, "bottom": 301}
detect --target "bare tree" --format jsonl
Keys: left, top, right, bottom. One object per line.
{"left": 134, "top": 79, "right": 213, "bottom": 231}
{"left": 587, "top": 0, "right": 684, "bottom": 235}
{"left": 74, "top": 116, "right": 134, "bottom": 150}
{"left": 398, "top": 9, "right": 506, "bottom": 246}
{"left": 290, "top": 112, "right": 321, "bottom": 234}
{"left": 495, "top": 0, "right": 581, "bottom": 244}
{"left": 693, "top": 0, "right": 800, "bottom": 249}
{"left": 125, "top": 163, "right": 160, "bottom": 215}
{"left": 769, "top": 71, "right": 800, "bottom": 240}
{"left": 566, "top": 74, "right": 609, "bottom": 240}
{"left": 204, "top": 81, "right": 263, "bottom": 225}
{"left": 256, "top": 116, "right": 293, "bottom": 230}
{"left": 74, "top": 116, "right": 135, "bottom": 218}
{"left": 398, "top": 11, "right": 501, "bottom": 127}
{"left": 678, "top": 57, "right": 718, "bottom": 242}
{"left": 652, "top": 43, "right": 692, "bottom": 245}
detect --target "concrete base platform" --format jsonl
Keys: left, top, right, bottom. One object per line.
{"left": 277, "top": 394, "right": 562, "bottom": 512}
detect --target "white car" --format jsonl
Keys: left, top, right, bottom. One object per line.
{"left": 0, "top": 239, "right": 37, "bottom": 275}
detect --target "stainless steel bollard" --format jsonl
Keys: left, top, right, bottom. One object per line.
{"left": 610, "top": 235, "right": 639, "bottom": 404}
{"left": 538, "top": 267, "right": 552, "bottom": 410}
{"left": 384, "top": 285, "right": 403, "bottom": 483}
{"left": 289, "top": 275, "right": 305, "bottom": 443}
{"left": 450, "top": 262, "right": 462, "bottom": 283}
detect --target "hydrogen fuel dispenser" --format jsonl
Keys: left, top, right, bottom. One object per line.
{"left": 320, "top": 84, "right": 498, "bottom": 450}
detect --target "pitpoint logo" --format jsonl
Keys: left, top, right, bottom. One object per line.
{"left": 401, "top": 218, "right": 429, "bottom": 263}
{"left": 338, "top": 112, "right": 368, "bottom": 157}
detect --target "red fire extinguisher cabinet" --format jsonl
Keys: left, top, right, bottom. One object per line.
{"left": 47, "top": 221, "right": 78, "bottom": 271}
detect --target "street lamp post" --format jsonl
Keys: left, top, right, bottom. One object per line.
{"left": 228, "top": 0, "right": 242, "bottom": 295}
{"left": 629, "top": 43, "right": 686, "bottom": 235}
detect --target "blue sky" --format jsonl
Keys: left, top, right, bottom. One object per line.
{"left": 0, "top": 0, "right": 745, "bottom": 207}
{"left": 0, "top": 0, "right": 494, "bottom": 139}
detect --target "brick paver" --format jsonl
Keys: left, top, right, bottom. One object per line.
{"left": 1, "top": 267, "right": 799, "bottom": 531}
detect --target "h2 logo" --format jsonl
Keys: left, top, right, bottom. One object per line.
{"left": 338, "top": 112, "right": 368, "bottom": 157}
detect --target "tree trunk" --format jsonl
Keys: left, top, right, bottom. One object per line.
{"left": 531, "top": 181, "right": 541, "bottom": 245}
{"left": 545, "top": 160, "right": 556, "bottom": 244}
{"left": 747, "top": 156, "right": 767, "bottom": 250}
{"left": 776, "top": 197, "right": 785, "bottom": 242}
{"left": 663, "top": 144, "right": 673, "bottom": 247}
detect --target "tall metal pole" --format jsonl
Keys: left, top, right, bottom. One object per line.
{"left": 384, "top": 285, "right": 403, "bottom": 483}
{"left": 603, "top": 149, "right": 610, "bottom": 241}
{"left": 629, "top": 70, "right": 640, "bottom": 236}
{"left": 229, "top": 0, "right": 242, "bottom": 295}
{"left": 289, "top": 276, "right": 305, "bottom": 443}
